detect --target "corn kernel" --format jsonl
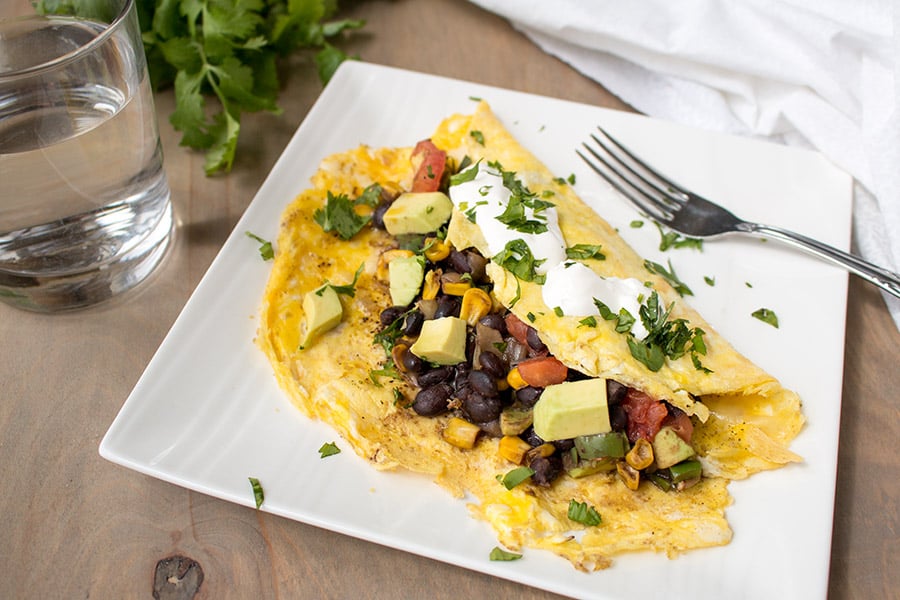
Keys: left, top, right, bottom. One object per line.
{"left": 442, "top": 279, "right": 472, "bottom": 296}
{"left": 423, "top": 237, "right": 451, "bottom": 262}
{"left": 617, "top": 461, "right": 640, "bottom": 491}
{"left": 421, "top": 270, "right": 441, "bottom": 300}
{"left": 459, "top": 288, "right": 492, "bottom": 326}
{"left": 506, "top": 367, "right": 528, "bottom": 390}
{"left": 498, "top": 436, "right": 532, "bottom": 464}
{"left": 626, "top": 438, "right": 654, "bottom": 470}
{"left": 442, "top": 417, "right": 481, "bottom": 449}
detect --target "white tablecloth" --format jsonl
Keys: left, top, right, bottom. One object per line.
{"left": 471, "top": 0, "right": 900, "bottom": 328}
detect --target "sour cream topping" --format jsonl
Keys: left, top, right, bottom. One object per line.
{"left": 449, "top": 161, "right": 649, "bottom": 338}
{"left": 543, "top": 262, "right": 650, "bottom": 338}
{"left": 449, "top": 163, "right": 566, "bottom": 273}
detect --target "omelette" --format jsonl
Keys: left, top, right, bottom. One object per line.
{"left": 256, "top": 101, "right": 804, "bottom": 571}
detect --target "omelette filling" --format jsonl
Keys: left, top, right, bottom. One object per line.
{"left": 367, "top": 144, "right": 702, "bottom": 493}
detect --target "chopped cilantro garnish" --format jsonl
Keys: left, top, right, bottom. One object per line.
{"left": 314, "top": 191, "right": 370, "bottom": 240}
{"left": 704, "top": 276, "right": 716, "bottom": 286}
{"left": 565, "top": 243, "right": 606, "bottom": 261}
{"left": 492, "top": 239, "right": 546, "bottom": 284}
{"left": 526, "top": 312, "right": 536, "bottom": 323}
{"left": 248, "top": 477, "right": 264, "bottom": 509}
{"left": 567, "top": 499, "right": 601, "bottom": 526}
{"left": 553, "top": 306, "right": 564, "bottom": 317}
{"left": 318, "top": 442, "right": 341, "bottom": 458}
{"left": 656, "top": 223, "right": 703, "bottom": 251}
{"left": 630, "top": 220, "right": 644, "bottom": 228}
{"left": 579, "top": 316, "right": 597, "bottom": 327}
{"left": 752, "top": 308, "right": 779, "bottom": 328}
{"left": 644, "top": 259, "right": 693, "bottom": 297}
{"left": 320, "top": 263, "right": 364, "bottom": 297}
{"left": 470, "top": 130, "right": 485, "bottom": 145}
{"left": 449, "top": 159, "right": 481, "bottom": 186}
{"left": 626, "top": 292, "right": 710, "bottom": 372}
{"left": 245, "top": 231, "right": 274, "bottom": 260}
{"left": 498, "top": 466, "right": 534, "bottom": 490}
{"left": 489, "top": 547, "right": 523, "bottom": 561}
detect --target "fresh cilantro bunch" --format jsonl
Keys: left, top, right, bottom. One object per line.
{"left": 135, "top": 0, "right": 364, "bottom": 174}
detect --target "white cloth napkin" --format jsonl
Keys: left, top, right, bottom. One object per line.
{"left": 470, "top": 0, "right": 900, "bottom": 329}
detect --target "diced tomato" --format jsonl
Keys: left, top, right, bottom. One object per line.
{"left": 504, "top": 313, "right": 531, "bottom": 345}
{"left": 662, "top": 410, "right": 694, "bottom": 443}
{"left": 620, "top": 389, "right": 668, "bottom": 443}
{"left": 410, "top": 139, "right": 447, "bottom": 192}
{"left": 516, "top": 357, "right": 568, "bottom": 388}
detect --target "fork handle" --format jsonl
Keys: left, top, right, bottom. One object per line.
{"left": 743, "top": 223, "right": 900, "bottom": 298}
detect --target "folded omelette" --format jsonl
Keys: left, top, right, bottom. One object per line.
{"left": 257, "top": 101, "right": 804, "bottom": 571}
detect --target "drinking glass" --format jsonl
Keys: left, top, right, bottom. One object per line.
{"left": 0, "top": 0, "right": 173, "bottom": 311}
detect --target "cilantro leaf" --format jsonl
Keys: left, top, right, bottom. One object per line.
{"left": 644, "top": 259, "right": 693, "bottom": 297}
{"left": 314, "top": 192, "right": 371, "bottom": 240}
{"left": 245, "top": 231, "right": 274, "bottom": 260}
{"left": 752, "top": 308, "right": 780, "bottom": 328}
{"left": 248, "top": 477, "right": 264, "bottom": 508}
{"left": 565, "top": 243, "right": 606, "bottom": 261}
{"left": 318, "top": 442, "right": 341, "bottom": 458}
{"left": 492, "top": 239, "right": 546, "bottom": 284}
{"left": 127, "top": 0, "right": 366, "bottom": 175}
{"left": 489, "top": 547, "right": 523, "bottom": 561}
{"left": 567, "top": 499, "right": 602, "bottom": 526}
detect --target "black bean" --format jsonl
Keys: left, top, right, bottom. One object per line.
{"left": 478, "top": 419, "right": 503, "bottom": 437}
{"left": 530, "top": 455, "right": 563, "bottom": 486}
{"left": 466, "top": 252, "right": 487, "bottom": 282}
{"left": 526, "top": 327, "right": 547, "bottom": 352}
{"left": 379, "top": 306, "right": 405, "bottom": 327}
{"left": 433, "top": 295, "right": 460, "bottom": 319}
{"left": 463, "top": 392, "right": 502, "bottom": 423}
{"left": 400, "top": 349, "right": 424, "bottom": 374}
{"left": 609, "top": 404, "right": 628, "bottom": 432}
{"left": 448, "top": 249, "right": 471, "bottom": 273}
{"left": 606, "top": 380, "right": 628, "bottom": 405}
{"left": 522, "top": 427, "right": 544, "bottom": 447}
{"left": 402, "top": 310, "right": 424, "bottom": 336}
{"left": 478, "top": 313, "right": 507, "bottom": 336}
{"left": 468, "top": 370, "right": 498, "bottom": 397}
{"left": 416, "top": 366, "right": 453, "bottom": 387}
{"left": 516, "top": 386, "right": 542, "bottom": 407}
{"left": 553, "top": 439, "right": 575, "bottom": 452}
{"left": 478, "top": 352, "right": 507, "bottom": 379}
{"left": 412, "top": 383, "right": 453, "bottom": 416}
{"left": 371, "top": 201, "right": 391, "bottom": 230}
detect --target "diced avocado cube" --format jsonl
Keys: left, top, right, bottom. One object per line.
{"left": 299, "top": 285, "right": 343, "bottom": 349}
{"left": 382, "top": 192, "right": 453, "bottom": 235}
{"left": 651, "top": 426, "right": 695, "bottom": 469}
{"left": 389, "top": 255, "right": 425, "bottom": 306}
{"left": 532, "top": 379, "right": 611, "bottom": 442}
{"left": 409, "top": 316, "right": 467, "bottom": 365}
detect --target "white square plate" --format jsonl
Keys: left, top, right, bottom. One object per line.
{"left": 101, "top": 61, "right": 851, "bottom": 599}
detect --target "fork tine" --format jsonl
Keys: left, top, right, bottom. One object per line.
{"left": 595, "top": 126, "right": 690, "bottom": 203}
{"left": 576, "top": 144, "right": 675, "bottom": 223}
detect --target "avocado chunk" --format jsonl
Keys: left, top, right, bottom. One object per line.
{"left": 299, "top": 285, "right": 343, "bottom": 349}
{"left": 382, "top": 192, "right": 453, "bottom": 235}
{"left": 409, "top": 316, "right": 467, "bottom": 365}
{"left": 651, "top": 426, "right": 695, "bottom": 469}
{"left": 388, "top": 255, "right": 425, "bottom": 306}
{"left": 532, "top": 379, "right": 611, "bottom": 442}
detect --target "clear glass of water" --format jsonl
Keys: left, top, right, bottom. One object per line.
{"left": 0, "top": 0, "right": 173, "bottom": 312}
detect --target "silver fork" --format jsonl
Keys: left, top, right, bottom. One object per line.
{"left": 577, "top": 127, "right": 900, "bottom": 298}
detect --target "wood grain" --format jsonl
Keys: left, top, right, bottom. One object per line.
{"left": 0, "top": 1, "right": 896, "bottom": 598}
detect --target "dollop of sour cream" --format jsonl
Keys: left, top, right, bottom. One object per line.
{"left": 543, "top": 262, "right": 650, "bottom": 339}
{"left": 449, "top": 163, "right": 566, "bottom": 273}
{"left": 449, "top": 162, "right": 649, "bottom": 338}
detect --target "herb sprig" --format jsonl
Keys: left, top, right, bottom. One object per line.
{"left": 130, "top": 0, "right": 365, "bottom": 175}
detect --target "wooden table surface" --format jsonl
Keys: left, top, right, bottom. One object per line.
{"left": 2, "top": 1, "right": 897, "bottom": 598}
